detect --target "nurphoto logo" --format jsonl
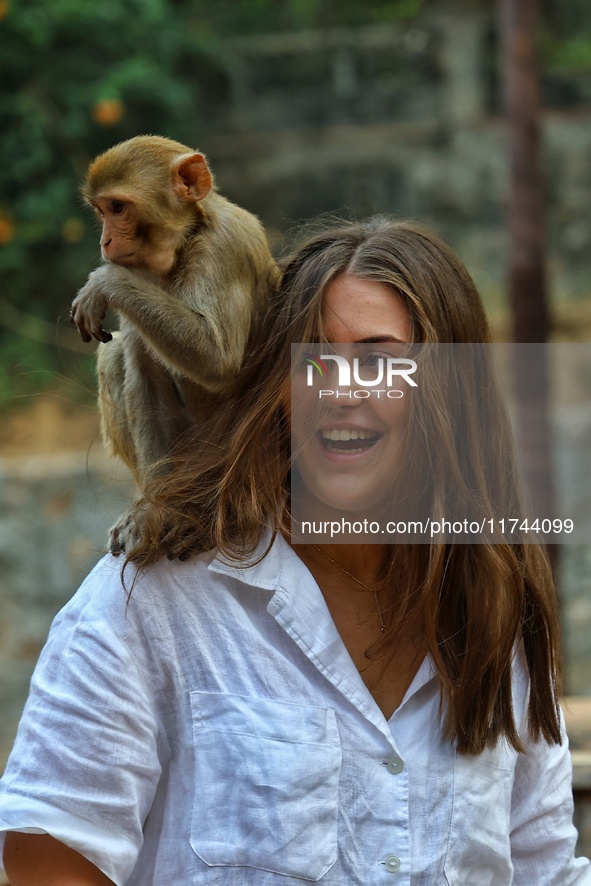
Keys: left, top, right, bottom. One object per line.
{"left": 303, "top": 351, "right": 417, "bottom": 399}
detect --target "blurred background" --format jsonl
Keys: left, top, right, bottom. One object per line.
{"left": 1, "top": 0, "right": 591, "bottom": 860}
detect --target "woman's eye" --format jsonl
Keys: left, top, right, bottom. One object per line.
{"left": 360, "top": 352, "right": 383, "bottom": 367}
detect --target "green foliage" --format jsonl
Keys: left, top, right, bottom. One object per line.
{"left": 542, "top": 0, "right": 591, "bottom": 71}
{"left": 545, "top": 37, "right": 591, "bottom": 73}
{"left": 0, "top": 0, "right": 217, "bottom": 304}
{"left": 191, "top": 0, "right": 424, "bottom": 34}
{"left": 0, "top": 0, "right": 224, "bottom": 398}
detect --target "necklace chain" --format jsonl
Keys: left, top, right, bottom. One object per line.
{"left": 312, "top": 545, "right": 386, "bottom": 634}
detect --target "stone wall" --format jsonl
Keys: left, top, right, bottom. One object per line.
{"left": 196, "top": 13, "right": 591, "bottom": 301}
{"left": 0, "top": 451, "right": 134, "bottom": 769}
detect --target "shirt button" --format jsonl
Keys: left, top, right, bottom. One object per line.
{"left": 385, "top": 855, "right": 401, "bottom": 873}
{"left": 384, "top": 755, "right": 404, "bottom": 774}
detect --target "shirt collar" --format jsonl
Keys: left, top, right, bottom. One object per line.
{"left": 207, "top": 529, "right": 288, "bottom": 592}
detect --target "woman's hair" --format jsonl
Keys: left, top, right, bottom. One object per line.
{"left": 127, "top": 217, "right": 562, "bottom": 755}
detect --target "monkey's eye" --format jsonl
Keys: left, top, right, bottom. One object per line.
{"left": 110, "top": 200, "right": 125, "bottom": 215}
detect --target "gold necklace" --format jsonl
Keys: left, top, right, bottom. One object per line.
{"left": 312, "top": 544, "right": 386, "bottom": 633}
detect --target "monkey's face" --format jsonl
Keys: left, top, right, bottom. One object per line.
{"left": 91, "top": 195, "right": 179, "bottom": 276}
{"left": 83, "top": 140, "right": 215, "bottom": 277}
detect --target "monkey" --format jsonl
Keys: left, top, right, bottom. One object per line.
{"left": 70, "top": 135, "right": 279, "bottom": 554}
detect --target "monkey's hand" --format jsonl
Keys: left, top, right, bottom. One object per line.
{"left": 109, "top": 502, "right": 197, "bottom": 561}
{"left": 109, "top": 505, "right": 140, "bottom": 556}
{"left": 70, "top": 266, "right": 114, "bottom": 343}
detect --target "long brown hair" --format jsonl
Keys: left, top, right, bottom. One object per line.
{"left": 127, "top": 217, "right": 562, "bottom": 755}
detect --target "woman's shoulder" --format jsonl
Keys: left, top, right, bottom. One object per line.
{"left": 58, "top": 535, "right": 287, "bottom": 641}
{"left": 82, "top": 548, "right": 219, "bottom": 601}
{"left": 49, "top": 549, "right": 220, "bottom": 644}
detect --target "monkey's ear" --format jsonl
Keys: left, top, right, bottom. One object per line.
{"left": 172, "top": 153, "right": 213, "bottom": 202}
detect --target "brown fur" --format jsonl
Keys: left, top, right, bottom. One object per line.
{"left": 70, "top": 135, "right": 279, "bottom": 552}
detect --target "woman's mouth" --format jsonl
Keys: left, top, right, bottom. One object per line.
{"left": 318, "top": 428, "right": 381, "bottom": 454}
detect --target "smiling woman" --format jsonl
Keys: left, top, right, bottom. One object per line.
{"left": 288, "top": 274, "right": 412, "bottom": 522}
{"left": 1, "top": 217, "right": 589, "bottom": 885}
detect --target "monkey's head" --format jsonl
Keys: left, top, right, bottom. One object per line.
{"left": 82, "top": 135, "right": 214, "bottom": 276}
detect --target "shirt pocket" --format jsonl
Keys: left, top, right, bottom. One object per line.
{"left": 189, "top": 691, "right": 342, "bottom": 881}
{"left": 444, "top": 742, "right": 517, "bottom": 886}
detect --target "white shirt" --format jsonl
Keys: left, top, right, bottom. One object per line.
{"left": 0, "top": 535, "right": 589, "bottom": 885}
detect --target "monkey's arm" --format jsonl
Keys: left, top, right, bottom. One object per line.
{"left": 71, "top": 264, "right": 253, "bottom": 390}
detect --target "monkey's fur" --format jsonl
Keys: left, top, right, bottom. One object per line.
{"left": 70, "top": 136, "right": 279, "bottom": 553}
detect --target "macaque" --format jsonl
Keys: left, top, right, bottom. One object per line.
{"left": 70, "top": 135, "right": 279, "bottom": 553}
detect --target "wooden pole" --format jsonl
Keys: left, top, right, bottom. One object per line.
{"left": 500, "top": 0, "right": 549, "bottom": 343}
{"left": 499, "top": 0, "right": 557, "bottom": 570}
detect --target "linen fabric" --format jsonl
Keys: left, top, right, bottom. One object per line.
{"left": 0, "top": 535, "right": 589, "bottom": 885}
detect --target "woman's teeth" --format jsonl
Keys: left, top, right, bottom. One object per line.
{"left": 321, "top": 429, "right": 375, "bottom": 441}
{"left": 319, "top": 428, "right": 379, "bottom": 453}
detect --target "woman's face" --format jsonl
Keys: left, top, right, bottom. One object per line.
{"left": 289, "top": 273, "right": 412, "bottom": 520}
